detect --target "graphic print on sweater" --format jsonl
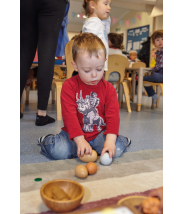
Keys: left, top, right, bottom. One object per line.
{"left": 76, "top": 90, "right": 106, "bottom": 132}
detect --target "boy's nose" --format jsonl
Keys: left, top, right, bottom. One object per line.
{"left": 91, "top": 70, "right": 97, "bottom": 78}
{"left": 108, "top": 5, "right": 111, "bottom": 10}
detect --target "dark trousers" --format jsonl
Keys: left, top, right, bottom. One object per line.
{"left": 143, "top": 72, "right": 163, "bottom": 97}
{"left": 20, "top": 0, "right": 67, "bottom": 110}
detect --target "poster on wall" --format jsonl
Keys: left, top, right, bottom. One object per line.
{"left": 126, "top": 25, "right": 149, "bottom": 54}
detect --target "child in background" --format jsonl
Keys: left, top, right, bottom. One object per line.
{"left": 37, "top": 33, "right": 131, "bottom": 160}
{"left": 108, "top": 32, "right": 128, "bottom": 83}
{"left": 150, "top": 47, "right": 158, "bottom": 68}
{"left": 143, "top": 30, "right": 163, "bottom": 107}
{"left": 82, "top": 0, "right": 111, "bottom": 72}
{"left": 128, "top": 50, "right": 140, "bottom": 67}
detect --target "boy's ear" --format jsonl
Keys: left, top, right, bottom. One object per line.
{"left": 71, "top": 61, "right": 78, "bottom": 71}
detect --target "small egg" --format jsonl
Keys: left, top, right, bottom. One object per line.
{"left": 75, "top": 165, "right": 88, "bottom": 178}
{"left": 79, "top": 150, "right": 97, "bottom": 163}
{"left": 86, "top": 162, "right": 97, "bottom": 175}
{"left": 100, "top": 152, "right": 112, "bottom": 166}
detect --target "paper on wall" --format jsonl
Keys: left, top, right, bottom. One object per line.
{"left": 133, "top": 41, "right": 140, "bottom": 50}
{"left": 127, "top": 42, "right": 132, "bottom": 52}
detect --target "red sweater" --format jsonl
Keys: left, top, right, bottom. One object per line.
{"left": 61, "top": 75, "right": 120, "bottom": 142}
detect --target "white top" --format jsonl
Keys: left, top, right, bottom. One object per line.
{"left": 82, "top": 17, "right": 111, "bottom": 71}
{"left": 109, "top": 48, "right": 127, "bottom": 58}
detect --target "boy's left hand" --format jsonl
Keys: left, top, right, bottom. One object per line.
{"left": 101, "top": 140, "right": 116, "bottom": 158}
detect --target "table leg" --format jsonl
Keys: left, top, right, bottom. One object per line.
{"left": 156, "top": 85, "right": 160, "bottom": 108}
{"left": 131, "top": 72, "right": 136, "bottom": 102}
{"left": 136, "top": 68, "right": 144, "bottom": 112}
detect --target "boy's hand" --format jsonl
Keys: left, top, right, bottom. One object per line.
{"left": 73, "top": 135, "right": 92, "bottom": 158}
{"left": 101, "top": 134, "right": 117, "bottom": 158}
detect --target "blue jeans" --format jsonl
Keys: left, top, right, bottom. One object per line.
{"left": 38, "top": 130, "right": 130, "bottom": 160}
{"left": 143, "top": 72, "right": 163, "bottom": 97}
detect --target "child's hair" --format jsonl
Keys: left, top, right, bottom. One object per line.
{"left": 108, "top": 33, "right": 124, "bottom": 50}
{"left": 129, "top": 50, "right": 137, "bottom": 55}
{"left": 83, "top": 0, "right": 97, "bottom": 17}
{"left": 151, "top": 30, "right": 163, "bottom": 44}
{"left": 72, "top": 32, "right": 106, "bottom": 62}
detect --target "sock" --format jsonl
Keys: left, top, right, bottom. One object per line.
{"left": 35, "top": 114, "right": 55, "bottom": 126}
{"left": 152, "top": 94, "right": 158, "bottom": 105}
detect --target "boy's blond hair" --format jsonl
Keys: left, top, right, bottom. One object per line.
{"left": 72, "top": 32, "right": 106, "bottom": 62}
{"left": 129, "top": 50, "right": 137, "bottom": 55}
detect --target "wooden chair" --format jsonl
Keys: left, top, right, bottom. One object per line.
{"left": 54, "top": 40, "right": 74, "bottom": 120}
{"left": 105, "top": 54, "right": 131, "bottom": 113}
{"left": 143, "top": 81, "right": 163, "bottom": 108}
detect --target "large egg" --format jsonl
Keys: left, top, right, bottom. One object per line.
{"left": 75, "top": 165, "right": 88, "bottom": 178}
{"left": 86, "top": 162, "right": 97, "bottom": 175}
{"left": 100, "top": 152, "right": 112, "bottom": 166}
{"left": 79, "top": 150, "right": 97, "bottom": 163}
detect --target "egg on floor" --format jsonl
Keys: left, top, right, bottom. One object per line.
{"left": 100, "top": 152, "right": 112, "bottom": 166}
{"left": 79, "top": 150, "right": 97, "bottom": 163}
{"left": 75, "top": 165, "right": 88, "bottom": 178}
{"left": 86, "top": 162, "right": 97, "bottom": 175}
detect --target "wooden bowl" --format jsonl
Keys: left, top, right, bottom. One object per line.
{"left": 40, "top": 179, "right": 84, "bottom": 213}
{"left": 117, "top": 196, "right": 146, "bottom": 207}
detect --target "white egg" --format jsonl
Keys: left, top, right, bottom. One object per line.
{"left": 100, "top": 152, "right": 112, "bottom": 165}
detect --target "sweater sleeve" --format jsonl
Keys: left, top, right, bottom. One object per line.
{"left": 61, "top": 80, "right": 84, "bottom": 140}
{"left": 103, "top": 84, "right": 120, "bottom": 136}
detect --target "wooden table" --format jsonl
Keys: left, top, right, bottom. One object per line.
{"left": 125, "top": 67, "right": 152, "bottom": 111}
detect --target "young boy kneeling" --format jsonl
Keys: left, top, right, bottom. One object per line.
{"left": 38, "top": 33, "right": 131, "bottom": 160}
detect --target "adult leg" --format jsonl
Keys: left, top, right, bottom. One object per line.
{"left": 20, "top": 0, "right": 38, "bottom": 102}
{"left": 38, "top": 130, "right": 78, "bottom": 160}
{"left": 37, "top": 0, "right": 67, "bottom": 111}
{"left": 90, "top": 131, "right": 131, "bottom": 158}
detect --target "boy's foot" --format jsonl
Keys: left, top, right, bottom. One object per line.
{"left": 20, "top": 112, "right": 23, "bottom": 119}
{"left": 125, "top": 137, "right": 131, "bottom": 147}
{"left": 38, "top": 134, "right": 54, "bottom": 145}
{"left": 152, "top": 94, "right": 158, "bottom": 105}
{"left": 35, "top": 114, "right": 55, "bottom": 126}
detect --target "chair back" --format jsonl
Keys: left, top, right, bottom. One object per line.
{"left": 105, "top": 54, "right": 128, "bottom": 83}
{"left": 131, "top": 62, "right": 146, "bottom": 68}
{"left": 65, "top": 40, "right": 74, "bottom": 79}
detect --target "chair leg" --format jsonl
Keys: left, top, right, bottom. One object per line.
{"left": 55, "top": 82, "right": 63, "bottom": 120}
{"left": 122, "top": 82, "right": 131, "bottom": 113}
{"left": 51, "top": 82, "right": 55, "bottom": 104}
{"left": 25, "top": 86, "right": 30, "bottom": 105}
{"left": 160, "top": 84, "right": 163, "bottom": 97}
{"left": 20, "top": 88, "right": 25, "bottom": 113}
{"left": 32, "top": 80, "right": 36, "bottom": 90}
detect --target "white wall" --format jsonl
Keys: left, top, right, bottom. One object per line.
{"left": 154, "top": 15, "right": 163, "bottom": 31}
{"left": 110, "top": 11, "right": 154, "bottom": 51}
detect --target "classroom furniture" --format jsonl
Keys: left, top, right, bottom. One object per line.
{"left": 105, "top": 54, "right": 131, "bottom": 113}
{"left": 20, "top": 89, "right": 25, "bottom": 115}
{"left": 54, "top": 40, "right": 74, "bottom": 120}
{"left": 143, "top": 81, "right": 163, "bottom": 108}
{"left": 125, "top": 66, "right": 152, "bottom": 112}
{"left": 24, "top": 63, "right": 66, "bottom": 105}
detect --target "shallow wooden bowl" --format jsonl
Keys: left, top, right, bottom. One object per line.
{"left": 117, "top": 196, "right": 146, "bottom": 207}
{"left": 40, "top": 179, "right": 84, "bottom": 213}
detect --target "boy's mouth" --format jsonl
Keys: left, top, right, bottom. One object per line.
{"left": 91, "top": 80, "right": 98, "bottom": 85}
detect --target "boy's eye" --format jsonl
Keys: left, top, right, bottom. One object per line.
{"left": 84, "top": 70, "right": 90, "bottom": 73}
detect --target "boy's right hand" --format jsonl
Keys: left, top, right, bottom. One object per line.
{"left": 73, "top": 135, "right": 92, "bottom": 158}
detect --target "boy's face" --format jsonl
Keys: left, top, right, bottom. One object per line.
{"left": 71, "top": 51, "right": 106, "bottom": 85}
{"left": 93, "top": 0, "right": 111, "bottom": 20}
{"left": 154, "top": 37, "right": 163, "bottom": 50}
{"left": 129, "top": 53, "right": 137, "bottom": 61}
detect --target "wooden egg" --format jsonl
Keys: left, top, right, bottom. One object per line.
{"left": 86, "top": 162, "right": 97, "bottom": 175}
{"left": 75, "top": 165, "right": 88, "bottom": 178}
{"left": 79, "top": 150, "right": 97, "bottom": 163}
